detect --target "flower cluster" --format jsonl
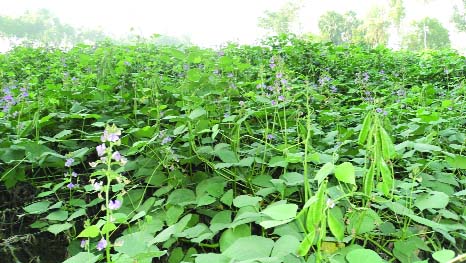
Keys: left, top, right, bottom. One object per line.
{"left": 1, "top": 85, "right": 29, "bottom": 116}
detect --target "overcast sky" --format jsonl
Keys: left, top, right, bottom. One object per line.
{"left": 1, "top": 0, "right": 465, "bottom": 51}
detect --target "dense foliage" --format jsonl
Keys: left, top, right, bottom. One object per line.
{"left": 1, "top": 36, "right": 465, "bottom": 263}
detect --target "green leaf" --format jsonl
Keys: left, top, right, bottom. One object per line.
{"left": 268, "top": 156, "right": 288, "bottom": 167}
{"left": 186, "top": 68, "right": 202, "bottom": 82}
{"left": 47, "top": 223, "right": 72, "bottom": 235}
{"left": 220, "top": 189, "right": 234, "bottom": 206}
{"left": 195, "top": 253, "right": 231, "bottom": 263}
{"left": 261, "top": 203, "right": 298, "bottom": 221}
{"left": 77, "top": 225, "right": 100, "bottom": 238}
{"left": 216, "top": 149, "right": 239, "bottom": 163}
{"left": 222, "top": 235, "right": 274, "bottom": 261}
{"left": 114, "top": 231, "right": 155, "bottom": 257}
{"left": 347, "top": 208, "right": 381, "bottom": 235}
{"left": 271, "top": 235, "right": 300, "bottom": 257}
{"left": 334, "top": 162, "right": 355, "bottom": 185}
{"left": 24, "top": 201, "right": 51, "bottom": 214}
{"left": 101, "top": 222, "right": 117, "bottom": 235}
{"left": 167, "top": 189, "right": 196, "bottom": 206}
{"left": 46, "top": 210, "right": 68, "bottom": 221}
{"left": 315, "top": 162, "right": 334, "bottom": 184}
{"left": 189, "top": 108, "right": 207, "bottom": 120}
{"left": 432, "top": 249, "right": 455, "bottom": 263}
{"left": 414, "top": 191, "right": 449, "bottom": 211}
{"left": 346, "top": 249, "right": 384, "bottom": 263}
{"left": 210, "top": 210, "right": 232, "bottom": 232}
{"left": 446, "top": 155, "right": 466, "bottom": 169}
{"left": 67, "top": 208, "right": 86, "bottom": 221}
{"left": 413, "top": 143, "right": 441, "bottom": 153}
{"left": 328, "top": 208, "right": 344, "bottom": 241}
{"left": 63, "top": 252, "right": 99, "bottom": 263}
{"left": 233, "top": 195, "right": 262, "bottom": 208}
{"left": 219, "top": 224, "right": 251, "bottom": 252}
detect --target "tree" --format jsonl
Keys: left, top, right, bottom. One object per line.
{"left": 362, "top": 6, "right": 391, "bottom": 47}
{"left": 452, "top": 0, "right": 466, "bottom": 31}
{"left": 402, "top": 17, "right": 450, "bottom": 51}
{"left": 0, "top": 9, "right": 107, "bottom": 47}
{"left": 257, "top": 1, "right": 302, "bottom": 35}
{"left": 318, "top": 11, "right": 363, "bottom": 45}
{"left": 388, "top": 0, "right": 405, "bottom": 31}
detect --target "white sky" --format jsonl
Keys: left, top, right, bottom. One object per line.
{"left": 0, "top": 0, "right": 465, "bottom": 51}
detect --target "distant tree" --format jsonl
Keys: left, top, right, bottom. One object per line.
{"left": 362, "top": 6, "right": 391, "bottom": 47}
{"left": 257, "top": 1, "right": 302, "bottom": 35}
{"left": 402, "top": 17, "right": 450, "bottom": 51}
{"left": 318, "top": 11, "right": 363, "bottom": 45}
{"left": 388, "top": 0, "right": 405, "bottom": 31}
{"left": 452, "top": 0, "right": 466, "bottom": 31}
{"left": 0, "top": 9, "right": 106, "bottom": 47}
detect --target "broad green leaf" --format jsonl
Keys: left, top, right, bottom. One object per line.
{"left": 166, "top": 189, "right": 196, "bottom": 206}
{"left": 334, "top": 162, "right": 355, "bottom": 185}
{"left": 281, "top": 172, "right": 304, "bottom": 186}
{"left": 114, "top": 231, "right": 154, "bottom": 257}
{"left": 261, "top": 203, "right": 298, "bottom": 221}
{"left": 347, "top": 208, "right": 381, "bottom": 235}
{"left": 195, "top": 253, "right": 231, "bottom": 263}
{"left": 446, "top": 155, "right": 466, "bottom": 169}
{"left": 233, "top": 195, "right": 262, "bottom": 208}
{"left": 219, "top": 224, "right": 251, "bottom": 252}
{"left": 189, "top": 108, "right": 206, "bottom": 120}
{"left": 268, "top": 156, "right": 288, "bottom": 167}
{"left": 271, "top": 235, "right": 300, "bottom": 257}
{"left": 346, "top": 249, "right": 384, "bottom": 263}
{"left": 101, "top": 222, "right": 117, "bottom": 235}
{"left": 24, "top": 201, "right": 51, "bottom": 214}
{"left": 414, "top": 191, "right": 449, "bottom": 211}
{"left": 47, "top": 223, "right": 72, "bottom": 235}
{"left": 216, "top": 148, "right": 239, "bottom": 163}
{"left": 63, "top": 252, "right": 99, "bottom": 263}
{"left": 46, "top": 210, "right": 68, "bottom": 221}
{"left": 432, "top": 249, "right": 455, "bottom": 263}
{"left": 187, "top": 68, "right": 202, "bottom": 82}
{"left": 315, "top": 162, "right": 334, "bottom": 184}
{"left": 77, "top": 225, "right": 100, "bottom": 238}
{"left": 67, "top": 208, "right": 86, "bottom": 221}
{"left": 327, "top": 208, "right": 344, "bottom": 241}
{"left": 222, "top": 235, "right": 274, "bottom": 261}
{"left": 220, "top": 189, "right": 234, "bottom": 206}
{"left": 210, "top": 210, "right": 232, "bottom": 232}
{"left": 413, "top": 143, "right": 441, "bottom": 153}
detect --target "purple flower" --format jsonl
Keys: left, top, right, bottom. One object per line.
{"left": 96, "top": 238, "right": 107, "bottom": 251}
{"left": 65, "top": 158, "right": 74, "bottom": 167}
{"left": 93, "top": 181, "right": 103, "bottom": 191}
{"left": 278, "top": 95, "right": 285, "bottom": 101}
{"left": 330, "top": 86, "right": 338, "bottom": 93}
{"left": 71, "top": 171, "right": 78, "bottom": 177}
{"left": 280, "top": 79, "right": 288, "bottom": 85}
{"left": 269, "top": 63, "right": 276, "bottom": 69}
{"left": 276, "top": 72, "right": 283, "bottom": 79}
{"left": 80, "top": 239, "right": 87, "bottom": 248}
{"left": 124, "top": 61, "right": 131, "bottom": 66}
{"left": 239, "top": 101, "right": 245, "bottom": 106}
{"left": 267, "top": 134, "right": 275, "bottom": 140}
{"left": 112, "top": 151, "right": 122, "bottom": 161}
{"left": 67, "top": 182, "right": 75, "bottom": 189}
{"left": 363, "top": 72, "right": 370, "bottom": 82}
{"left": 161, "top": 136, "right": 172, "bottom": 145}
{"left": 227, "top": 73, "right": 234, "bottom": 78}
{"left": 108, "top": 200, "right": 122, "bottom": 210}
{"left": 376, "top": 108, "right": 383, "bottom": 114}
{"left": 218, "top": 51, "right": 225, "bottom": 56}
{"left": 271, "top": 100, "right": 277, "bottom": 106}
{"left": 96, "top": 143, "right": 106, "bottom": 157}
